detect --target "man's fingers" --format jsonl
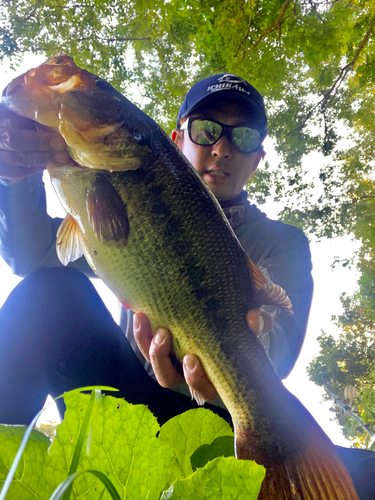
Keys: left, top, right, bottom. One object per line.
{"left": 183, "top": 354, "right": 218, "bottom": 402}
{"left": 134, "top": 313, "right": 184, "bottom": 388}
{"left": 149, "top": 327, "right": 184, "bottom": 388}
{"left": 133, "top": 312, "right": 153, "bottom": 362}
{"left": 0, "top": 106, "right": 38, "bottom": 130}
{"left": 247, "top": 309, "right": 273, "bottom": 337}
{"left": 0, "top": 150, "right": 71, "bottom": 170}
{"left": 0, "top": 127, "right": 66, "bottom": 153}
{"left": 133, "top": 312, "right": 218, "bottom": 399}
{"left": 0, "top": 164, "right": 45, "bottom": 182}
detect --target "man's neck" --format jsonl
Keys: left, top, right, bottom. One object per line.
{"left": 219, "top": 190, "right": 248, "bottom": 209}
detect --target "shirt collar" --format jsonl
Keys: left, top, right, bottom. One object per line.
{"left": 218, "top": 190, "right": 248, "bottom": 209}
{"left": 219, "top": 191, "right": 249, "bottom": 230}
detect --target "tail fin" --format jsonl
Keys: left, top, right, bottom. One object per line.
{"left": 294, "top": 439, "right": 359, "bottom": 500}
{"left": 236, "top": 417, "right": 359, "bottom": 499}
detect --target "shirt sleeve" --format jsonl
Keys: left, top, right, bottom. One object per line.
{"left": 0, "top": 173, "right": 95, "bottom": 277}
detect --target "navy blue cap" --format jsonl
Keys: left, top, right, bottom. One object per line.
{"left": 177, "top": 73, "right": 267, "bottom": 135}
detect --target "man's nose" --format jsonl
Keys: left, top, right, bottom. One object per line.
{"left": 211, "top": 136, "right": 232, "bottom": 158}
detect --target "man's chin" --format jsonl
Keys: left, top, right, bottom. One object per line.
{"left": 207, "top": 185, "right": 235, "bottom": 202}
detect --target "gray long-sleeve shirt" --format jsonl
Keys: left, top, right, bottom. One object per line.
{"left": 0, "top": 173, "right": 313, "bottom": 381}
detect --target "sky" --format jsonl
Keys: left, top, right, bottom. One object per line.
{"left": 0, "top": 54, "right": 362, "bottom": 446}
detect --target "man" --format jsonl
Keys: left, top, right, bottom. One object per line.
{"left": 0, "top": 73, "right": 312, "bottom": 419}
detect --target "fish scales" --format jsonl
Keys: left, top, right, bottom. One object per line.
{"left": 2, "top": 54, "right": 359, "bottom": 499}
{"left": 57, "top": 160, "right": 263, "bottom": 426}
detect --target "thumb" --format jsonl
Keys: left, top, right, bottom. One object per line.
{"left": 247, "top": 309, "right": 273, "bottom": 337}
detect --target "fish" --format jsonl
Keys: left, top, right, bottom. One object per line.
{"left": 2, "top": 55, "right": 358, "bottom": 499}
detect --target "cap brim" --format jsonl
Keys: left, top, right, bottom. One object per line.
{"left": 181, "top": 91, "right": 266, "bottom": 127}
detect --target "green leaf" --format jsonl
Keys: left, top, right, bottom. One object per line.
{"left": 86, "top": 389, "right": 103, "bottom": 456}
{"left": 50, "top": 392, "right": 175, "bottom": 500}
{"left": 0, "top": 393, "right": 175, "bottom": 499}
{"left": 0, "top": 395, "right": 264, "bottom": 500}
{"left": 62, "top": 389, "right": 97, "bottom": 500}
{"left": 159, "top": 408, "right": 234, "bottom": 477}
{"left": 0, "top": 408, "right": 54, "bottom": 500}
{"left": 190, "top": 436, "right": 235, "bottom": 471}
{"left": 0, "top": 425, "right": 62, "bottom": 499}
{"left": 49, "top": 470, "right": 122, "bottom": 500}
{"left": 161, "top": 456, "right": 265, "bottom": 500}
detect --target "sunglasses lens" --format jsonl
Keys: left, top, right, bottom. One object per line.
{"left": 190, "top": 120, "right": 222, "bottom": 145}
{"left": 232, "top": 127, "right": 260, "bottom": 153}
{"left": 188, "top": 119, "right": 261, "bottom": 152}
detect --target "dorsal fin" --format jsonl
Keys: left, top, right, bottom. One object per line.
{"left": 246, "top": 256, "right": 293, "bottom": 314}
{"left": 56, "top": 214, "right": 85, "bottom": 265}
{"left": 246, "top": 255, "right": 268, "bottom": 290}
{"left": 255, "top": 283, "right": 293, "bottom": 315}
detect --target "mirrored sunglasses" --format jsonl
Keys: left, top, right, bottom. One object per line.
{"left": 180, "top": 117, "right": 262, "bottom": 154}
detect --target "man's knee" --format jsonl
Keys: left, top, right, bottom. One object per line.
{"left": 13, "top": 267, "right": 96, "bottom": 308}
{"left": 24, "top": 267, "right": 91, "bottom": 293}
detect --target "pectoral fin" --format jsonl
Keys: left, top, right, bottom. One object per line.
{"left": 86, "top": 173, "right": 130, "bottom": 245}
{"left": 56, "top": 214, "right": 85, "bottom": 265}
{"left": 246, "top": 256, "right": 268, "bottom": 289}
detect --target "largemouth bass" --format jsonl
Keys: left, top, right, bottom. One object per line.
{"left": 2, "top": 55, "right": 358, "bottom": 499}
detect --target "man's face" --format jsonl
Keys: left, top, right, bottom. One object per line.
{"left": 173, "top": 101, "right": 264, "bottom": 201}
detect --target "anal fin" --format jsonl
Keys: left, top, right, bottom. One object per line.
{"left": 188, "top": 386, "right": 206, "bottom": 406}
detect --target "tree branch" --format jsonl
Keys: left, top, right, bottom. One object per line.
{"left": 21, "top": 0, "right": 41, "bottom": 22}
{"left": 250, "top": 0, "right": 294, "bottom": 51}
{"left": 234, "top": 14, "right": 252, "bottom": 59}
{"left": 291, "top": 3, "right": 375, "bottom": 135}
{"left": 96, "top": 36, "right": 151, "bottom": 43}
{"left": 216, "top": 0, "right": 293, "bottom": 73}
{"left": 325, "top": 385, "right": 375, "bottom": 438}
{"left": 308, "top": 0, "right": 325, "bottom": 23}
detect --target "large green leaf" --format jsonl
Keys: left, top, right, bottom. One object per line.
{"left": 0, "top": 392, "right": 175, "bottom": 499}
{"left": 49, "top": 392, "right": 175, "bottom": 499}
{"left": 161, "top": 457, "right": 265, "bottom": 500}
{"left": 0, "top": 394, "right": 263, "bottom": 500}
{"left": 0, "top": 425, "right": 61, "bottom": 499}
{"left": 158, "top": 408, "right": 233, "bottom": 478}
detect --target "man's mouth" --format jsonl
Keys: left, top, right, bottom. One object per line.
{"left": 205, "top": 169, "right": 229, "bottom": 178}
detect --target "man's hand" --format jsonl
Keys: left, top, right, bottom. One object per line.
{"left": 133, "top": 309, "right": 273, "bottom": 403}
{"left": 0, "top": 106, "right": 71, "bottom": 182}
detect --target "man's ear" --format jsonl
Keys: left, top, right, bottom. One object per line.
{"left": 248, "top": 147, "right": 265, "bottom": 179}
{"left": 171, "top": 129, "right": 183, "bottom": 148}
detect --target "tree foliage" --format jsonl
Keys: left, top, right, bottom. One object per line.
{"left": 1, "top": 1, "right": 374, "bottom": 221}
{"left": 308, "top": 291, "right": 375, "bottom": 449}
